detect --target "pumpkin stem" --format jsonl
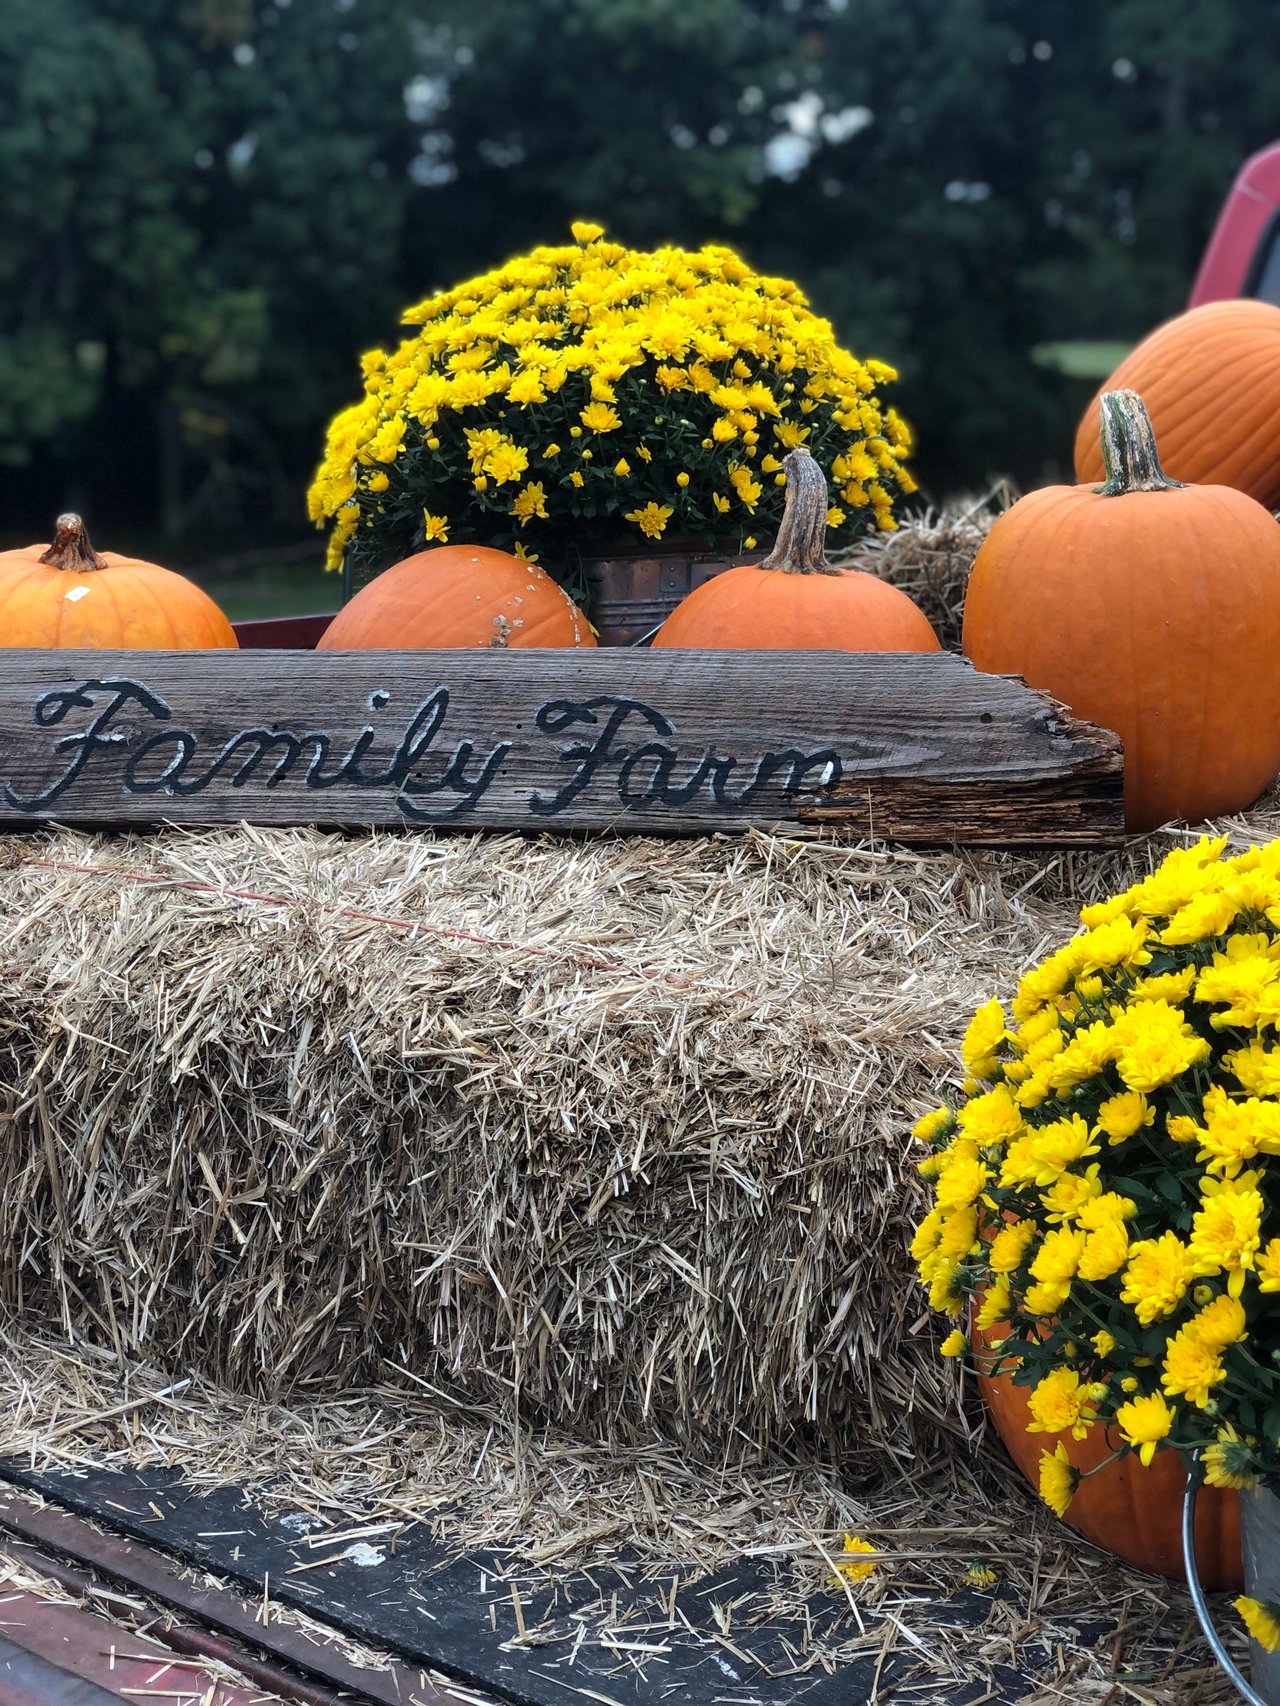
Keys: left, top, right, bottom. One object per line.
{"left": 760, "top": 448, "right": 842, "bottom": 575}
{"left": 38, "top": 513, "right": 108, "bottom": 572}
{"left": 1095, "top": 390, "right": 1184, "bottom": 496}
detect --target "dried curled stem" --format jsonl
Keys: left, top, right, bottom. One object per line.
{"left": 1095, "top": 391, "right": 1183, "bottom": 497}
{"left": 38, "top": 514, "right": 108, "bottom": 572}
{"left": 760, "top": 448, "right": 841, "bottom": 575}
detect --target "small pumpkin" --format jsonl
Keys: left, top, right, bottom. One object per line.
{"left": 975, "top": 1319, "right": 1242, "bottom": 1590}
{"left": 963, "top": 389, "right": 1280, "bottom": 831}
{"left": 0, "top": 515, "right": 237, "bottom": 649}
{"left": 651, "top": 449, "right": 940, "bottom": 652}
{"left": 318, "top": 545, "right": 595, "bottom": 650}
{"left": 1074, "top": 300, "right": 1280, "bottom": 508}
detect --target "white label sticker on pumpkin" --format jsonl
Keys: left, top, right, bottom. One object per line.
{"left": 64, "top": 585, "right": 91, "bottom": 602}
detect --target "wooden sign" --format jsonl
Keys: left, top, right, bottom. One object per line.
{"left": 0, "top": 648, "right": 1124, "bottom": 843}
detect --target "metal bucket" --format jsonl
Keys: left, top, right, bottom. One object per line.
{"left": 1242, "top": 1487, "right": 1280, "bottom": 1701}
{"left": 580, "top": 547, "right": 758, "bottom": 646}
{"left": 1186, "top": 1469, "right": 1278, "bottom": 1703}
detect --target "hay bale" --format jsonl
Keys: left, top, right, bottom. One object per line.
{"left": 2, "top": 806, "right": 1275, "bottom": 1477}
{"left": 838, "top": 486, "right": 1014, "bottom": 651}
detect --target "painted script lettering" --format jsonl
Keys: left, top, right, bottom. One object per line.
{"left": 5, "top": 677, "right": 846, "bottom": 822}
{"left": 6, "top": 678, "right": 513, "bottom": 822}
{"left": 531, "top": 695, "right": 842, "bottom": 814}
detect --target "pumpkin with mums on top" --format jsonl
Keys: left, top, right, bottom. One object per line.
{"left": 909, "top": 833, "right": 1280, "bottom": 1609}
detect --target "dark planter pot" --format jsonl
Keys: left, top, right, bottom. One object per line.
{"left": 580, "top": 544, "right": 763, "bottom": 647}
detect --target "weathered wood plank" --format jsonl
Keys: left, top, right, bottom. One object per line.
{"left": 0, "top": 648, "right": 1125, "bottom": 843}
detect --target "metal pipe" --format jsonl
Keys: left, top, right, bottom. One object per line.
{"left": 1183, "top": 1463, "right": 1268, "bottom": 1706}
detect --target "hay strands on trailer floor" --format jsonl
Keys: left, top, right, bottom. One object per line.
{"left": 0, "top": 1462, "right": 1039, "bottom": 1706}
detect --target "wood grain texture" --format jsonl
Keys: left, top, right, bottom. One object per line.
{"left": 0, "top": 648, "right": 1125, "bottom": 843}
{"left": 0, "top": 1485, "right": 486, "bottom": 1706}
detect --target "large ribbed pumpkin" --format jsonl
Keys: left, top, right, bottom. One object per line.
{"left": 964, "top": 390, "right": 1280, "bottom": 831}
{"left": 1074, "top": 300, "right": 1280, "bottom": 508}
{"left": 0, "top": 514, "right": 237, "bottom": 649}
{"left": 652, "top": 448, "right": 940, "bottom": 652}
{"left": 319, "top": 545, "right": 595, "bottom": 650}
{"left": 974, "top": 1320, "right": 1242, "bottom": 1590}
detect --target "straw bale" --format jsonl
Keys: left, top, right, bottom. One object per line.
{"left": 0, "top": 823, "right": 972, "bottom": 1468}
{"left": 3, "top": 797, "right": 1278, "bottom": 1478}
{"left": 4, "top": 777, "right": 1277, "bottom": 1701}
{"left": 838, "top": 485, "right": 1014, "bottom": 651}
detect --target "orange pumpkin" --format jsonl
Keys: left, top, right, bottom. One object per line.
{"left": 318, "top": 545, "right": 595, "bottom": 650}
{"left": 963, "top": 389, "right": 1280, "bottom": 831}
{"left": 974, "top": 1321, "right": 1242, "bottom": 1590}
{"left": 1074, "top": 300, "right": 1280, "bottom": 508}
{"left": 0, "top": 514, "right": 237, "bottom": 649}
{"left": 651, "top": 448, "right": 940, "bottom": 652}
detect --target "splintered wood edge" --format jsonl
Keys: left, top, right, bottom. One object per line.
{"left": 802, "top": 674, "right": 1126, "bottom": 846}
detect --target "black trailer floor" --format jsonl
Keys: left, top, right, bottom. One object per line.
{"left": 0, "top": 1460, "right": 1055, "bottom": 1706}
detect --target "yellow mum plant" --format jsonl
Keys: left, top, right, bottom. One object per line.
{"left": 308, "top": 224, "right": 914, "bottom": 594}
{"left": 914, "top": 836, "right": 1280, "bottom": 1639}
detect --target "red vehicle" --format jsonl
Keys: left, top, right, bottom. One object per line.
{"left": 1189, "top": 141, "right": 1280, "bottom": 307}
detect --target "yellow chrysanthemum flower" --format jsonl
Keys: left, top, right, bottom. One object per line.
{"left": 579, "top": 402, "right": 621, "bottom": 434}
{"left": 1112, "top": 1001, "right": 1211, "bottom": 1092}
{"left": 963, "top": 1564, "right": 999, "bottom": 1589}
{"left": 934, "top": 1152, "right": 990, "bottom": 1213}
{"left": 1188, "top": 1187, "right": 1263, "bottom": 1295}
{"left": 1040, "top": 1165, "right": 1103, "bottom": 1224}
{"left": 1115, "top": 1391, "right": 1174, "bottom": 1466}
{"left": 1160, "top": 1322, "right": 1226, "bottom": 1408}
{"left": 1095, "top": 1090, "right": 1153, "bottom": 1144}
{"left": 1077, "top": 914, "right": 1152, "bottom": 975}
{"left": 1236, "top": 1597, "right": 1280, "bottom": 1653}
{"left": 1026, "top": 1368, "right": 1100, "bottom": 1440}
{"left": 624, "top": 502, "right": 674, "bottom": 541}
{"left": 1121, "top": 1233, "right": 1192, "bottom": 1325}
{"left": 961, "top": 998, "right": 1007, "bottom": 1082}
{"left": 1189, "top": 1292, "right": 1247, "bottom": 1348}
{"left": 1037, "top": 1443, "right": 1079, "bottom": 1516}
{"left": 975, "top": 1274, "right": 1012, "bottom": 1331}
{"left": 834, "top": 1535, "right": 879, "bottom": 1583}
{"left": 958, "top": 1083, "right": 1024, "bottom": 1147}
{"left": 1204, "top": 1424, "right": 1255, "bottom": 1489}
{"left": 1195, "top": 933, "right": 1280, "bottom": 1027}
{"left": 1257, "top": 1236, "right": 1280, "bottom": 1292}
{"left": 1225, "top": 1039, "right": 1280, "bottom": 1095}
{"left": 1162, "top": 887, "right": 1240, "bottom": 945}
{"left": 988, "top": 1219, "right": 1037, "bottom": 1274}
{"left": 912, "top": 1105, "right": 954, "bottom": 1145}
{"left": 1077, "top": 1218, "right": 1131, "bottom": 1283}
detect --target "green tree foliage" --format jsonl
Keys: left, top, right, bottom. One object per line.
{"left": 1, "top": 0, "right": 1278, "bottom": 544}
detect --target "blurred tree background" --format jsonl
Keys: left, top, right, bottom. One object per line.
{"left": 2, "top": 0, "right": 1277, "bottom": 604}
